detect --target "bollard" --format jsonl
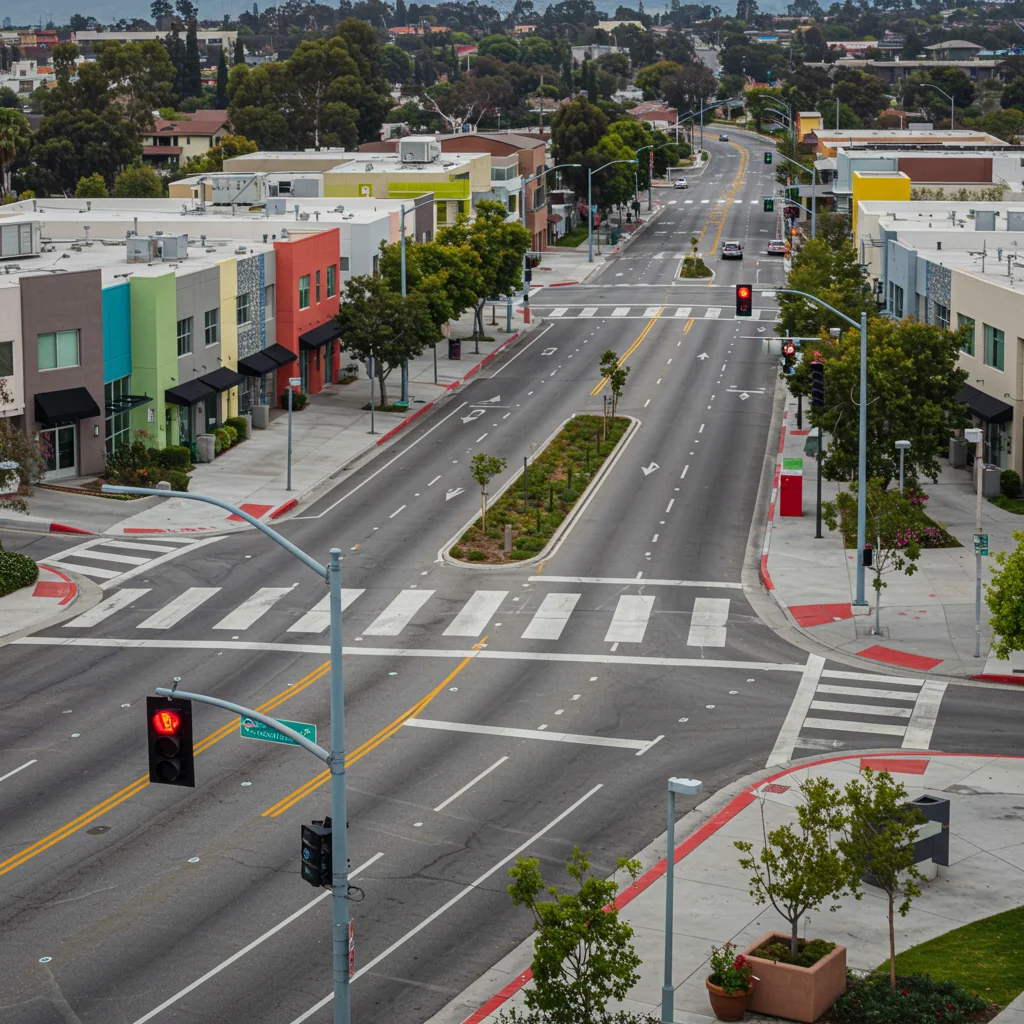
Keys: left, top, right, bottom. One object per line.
{"left": 504, "top": 524, "right": 512, "bottom": 554}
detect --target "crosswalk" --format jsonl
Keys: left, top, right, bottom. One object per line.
{"left": 57, "top": 585, "right": 736, "bottom": 649}
{"left": 535, "top": 304, "right": 780, "bottom": 322}
{"left": 44, "top": 536, "right": 222, "bottom": 588}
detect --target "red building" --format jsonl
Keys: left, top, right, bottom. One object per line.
{"left": 273, "top": 228, "right": 342, "bottom": 400}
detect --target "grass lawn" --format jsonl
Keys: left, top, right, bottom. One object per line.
{"left": 883, "top": 905, "right": 1024, "bottom": 1007}
{"left": 990, "top": 493, "right": 1024, "bottom": 515}
{"left": 555, "top": 223, "right": 589, "bottom": 248}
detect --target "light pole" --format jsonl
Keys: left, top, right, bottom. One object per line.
{"left": 916, "top": 81, "right": 955, "bottom": 129}
{"left": 101, "top": 486, "right": 352, "bottom": 1024}
{"left": 368, "top": 343, "right": 375, "bottom": 435}
{"left": 895, "top": 439, "right": 911, "bottom": 494}
{"left": 588, "top": 158, "right": 637, "bottom": 263}
{"left": 768, "top": 143, "right": 817, "bottom": 241}
{"left": 634, "top": 141, "right": 677, "bottom": 210}
{"left": 966, "top": 426, "right": 984, "bottom": 658}
{"left": 662, "top": 776, "right": 703, "bottom": 1023}
{"left": 777, "top": 289, "right": 869, "bottom": 605}
{"left": 400, "top": 194, "right": 439, "bottom": 388}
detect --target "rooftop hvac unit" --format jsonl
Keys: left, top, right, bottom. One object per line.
{"left": 975, "top": 210, "right": 997, "bottom": 231}
{"left": 265, "top": 197, "right": 286, "bottom": 216}
{"left": 399, "top": 136, "right": 441, "bottom": 164}
{"left": 1008, "top": 211, "right": 1024, "bottom": 232}
{"left": 158, "top": 233, "right": 189, "bottom": 259}
{"left": 126, "top": 236, "right": 159, "bottom": 263}
{"left": 126, "top": 233, "right": 189, "bottom": 263}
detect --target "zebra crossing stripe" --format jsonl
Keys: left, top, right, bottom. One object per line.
{"left": 549, "top": 307, "right": 568, "bottom": 317}
{"left": 137, "top": 587, "right": 220, "bottom": 630}
{"left": 579, "top": 307, "right": 598, "bottom": 317}
{"left": 611, "top": 307, "right": 630, "bottom": 317}
{"left": 443, "top": 590, "right": 508, "bottom": 637}
{"left": 705, "top": 308, "right": 722, "bottom": 320}
{"left": 674, "top": 307, "right": 691, "bottom": 318}
{"left": 287, "top": 589, "right": 365, "bottom": 634}
{"left": 687, "top": 598, "right": 730, "bottom": 647}
{"left": 213, "top": 588, "right": 293, "bottom": 630}
{"left": 604, "top": 595, "right": 655, "bottom": 643}
{"left": 64, "top": 589, "right": 150, "bottom": 628}
{"left": 521, "top": 593, "right": 581, "bottom": 640}
{"left": 363, "top": 589, "right": 435, "bottom": 636}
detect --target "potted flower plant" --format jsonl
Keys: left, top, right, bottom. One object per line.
{"left": 706, "top": 942, "right": 755, "bottom": 1021}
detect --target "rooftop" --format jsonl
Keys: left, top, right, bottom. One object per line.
{"left": 225, "top": 149, "right": 485, "bottom": 176}
{"left": 149, "top": 110, "right": 230, "bottom": 136}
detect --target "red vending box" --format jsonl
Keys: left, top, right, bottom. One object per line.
{"left": 779, "top": 457, "right": 803, "bottom": 517}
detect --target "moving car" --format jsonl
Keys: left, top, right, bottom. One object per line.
{"left": 719, "top": 133, "right": 729, "bottom": 141}
{"left": 721, "top": 241, "right": 743, "bottom": 260}
{"left": 767, "top": 239, "right": 787, "bottom": 255}
{"left": 674, "top": 178, "right": 688, "bottom": 189}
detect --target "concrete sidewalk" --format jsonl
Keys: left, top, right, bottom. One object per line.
{"left": 429, "top": 751, "right": 1024, "bottom": 1024}
{"left": 762, "top": 388, "right": 1024, "bottom": 681}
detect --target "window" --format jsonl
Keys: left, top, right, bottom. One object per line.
{"left": 0, "top": 340, "right": 12, "bottom": 377}
{"left": 984, "top": 323, "right": 1005, "bottom": 370}
{"left": 508, "top": 194, "right": 517, "bottom": 214}
{"left": 264, "top": 283, "right": 275, "bottom": 319}
{"left": 327, "top": 264, "right": 336, "bottom": 298}
{"left": 299, "top": 274, "right": 310, "bottom": 309}
{"left": 892, "top": 284, "right": 904, "bottom": 319}
{"left": 372, "top": 255, "right": 380, "bottom": 278}
{"left": 339, "top": 256, "right": 350, "bottom": 272}
{"left": 176, "top": 317, "right": 193, "bottom": 357}
{"left": 315, "top": 269, "right": 321, "bottom": 303}
{"left": 958, "top": 313, "right": 975, "bottom": 355}
{"left": 38, "top": 329, "right": 79, "bottom": 370}
{"left": 105, "top": 376, "right": 132, "bottom": 455}
{"left": 204, "top": 308, "right": 219, "bottom": 346}
{"left": 237, "top": 291, "right": 251, "bottom": 326}
{"left": 935, "top": 303, "right": 950, "bottom": 331}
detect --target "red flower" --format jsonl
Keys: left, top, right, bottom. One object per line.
{"left": 901, "top": 990, "right": 910, "bottom": 996}
{"left": 733, "top": 956, "right": 746, "bottom": 969}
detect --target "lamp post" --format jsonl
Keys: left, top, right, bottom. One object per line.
{"left": 400, "top": 194, "right": 439, "bottom": 388}
{"left": 770, "top": 147, "right": 817, "bottom": 241}
{"left": 588, "top": 158, "right": 637, "bottom": 263}
{"left": 662, "top": 776, "right": 703, "bottom": 1023}
{"left": 916, "top": 81, "right": 955, "bottom": 129}
{"left": 634, "top": 141, "right": 678, "bottom": 210}
{"left": 966, "top": 426, "right": 984, "bottom": 658}
{"left": 895, "top": 439, "right": 911, "bottom": 494}
{"left": 101, "top": 485, "right": 352, "bottom": 1024}
{"left": 777, "top": 289, "right": 869, "bottom": 605}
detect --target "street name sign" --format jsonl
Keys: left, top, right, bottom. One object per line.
{"left": 239, "top": 716, "right": 316, "bottom": 746}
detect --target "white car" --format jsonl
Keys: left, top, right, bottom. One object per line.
{"left": 674, "top": 178, "right": 688, "bottom": 189}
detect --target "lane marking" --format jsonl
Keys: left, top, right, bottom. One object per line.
{"left": 389, "top": 504, "right": 407, "bottom": 518}
{"left": 766, "top": 653, "right": 826, "bottom": 767}
{"left": 443, "top": 590, "right": 508, "bottom": 637}
{"left": 363, "top": 590, "right": 435, "bottom": 636}
{"left": 64, "top": 588, "right": 150, "bottom": 628}
{"left": 0, "top": 760, "right": 37, "bottom": 783}
{"left": 686, "top": 597, "right": 730, "bottom": 647}
{"left": 405, "top": 718, "right": 654, "bottom": 751}
{"left": 524, "top": 574, "right": 741, "bottom": 588}
{"left": 488, "top": 324, "right": 552, "bottom": 379}
{"left": 903, "top": 680, "right": 948, "bottom": 749}
{"left": 433, "top": 756, "right": 509, "bottom": 813}
{"left": 137, "top": 588, "right": 220, "bottom": 630}
{"left": 590, "top": 311, "right": 662, "bottom": 396}
{"left": 213, "top": 587, "right": 292, "bottom": 631}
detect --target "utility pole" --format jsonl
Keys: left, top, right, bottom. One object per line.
{"left": 967, "top": 427, "right": 984, "bottom": 657}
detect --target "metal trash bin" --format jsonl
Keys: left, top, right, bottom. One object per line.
{"left": 907, "top": 794, "right": 950, "bottom": 880}
{"left": 448, "top": 338, "right": 461, "bottom": 360}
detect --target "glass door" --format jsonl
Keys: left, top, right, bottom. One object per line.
{"left": 177, "top": 403, "right": 193, "bottom": 445}
{"left": 299, "top": 350, "right": 309, "bottom": 392}
{"left": 40, "top": 424, "right": 77, "bottom": 480}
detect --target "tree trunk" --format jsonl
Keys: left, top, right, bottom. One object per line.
{"left": 791, "top": 918, "right": 800, "bottom": 958}
{"left": 377, "top": 369, "right": 388, "bottom": 408}
{"left": 480, "top": 489, "right": 486, "bottom": 532}
{"left": 475, "top": 300, "right": 485, "bottom": 340}
{"left": 888, "top": 891, "right": 896, "bottom": 991}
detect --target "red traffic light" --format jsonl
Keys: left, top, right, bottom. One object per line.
{"left": 737, "top": 286, "right": 751, "bottom": 300}
{"left": 152, "top": 709, "right": 181, "bottom": 736}
{"left": 735, "top": 283, "right": 753, "bottom": 317}
{"left": 782, "top": 341, "right": 796, "bottom": 356}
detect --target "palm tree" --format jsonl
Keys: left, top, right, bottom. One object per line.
{"left": 0, "top": 108, "right": 31, "bottom": 196}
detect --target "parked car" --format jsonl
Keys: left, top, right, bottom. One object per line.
{"left": 721, "top": 241, "right": 743, "bottom": 260}
{"left": 767, "top": 239, "right": 787, "bottom": 255}
{"left": 719, "top": 133, "right": 730, "bottom": 141}
{"left": 674, "top": 178, "right": 688, "bottom": 189}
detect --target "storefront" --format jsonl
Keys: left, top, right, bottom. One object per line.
{"left": 237, "top": 343, "right": 297, "bottom": 412}
{"left": 298, "top": 321, "right": 342, "bottom": 390}
{"left": 956, "top": 384, "right": 1013, "bottom": 468}
{"left": 34, "top": 386, "right": 102, "bottom": 480}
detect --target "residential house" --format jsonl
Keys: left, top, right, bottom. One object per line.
{"left": 142, "top": 110, "right": 231, "bottom": 170}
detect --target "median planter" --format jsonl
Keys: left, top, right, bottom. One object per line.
{"left": 740, "top": 932, "right": 846, "bottom": 1023}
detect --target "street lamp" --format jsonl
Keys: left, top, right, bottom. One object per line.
{"left": 916, "top": 81, "right": 955, "bottom": 129}
{"left": 966, "top": 426, "right": 984, "bottom": 658}
{"left": 400, "top": 194, "right": 439, "bottom": 388}
{"left": 778, "top": 289, "right": 869, "bottom": 606}
{"left": 895, "top": 439, "right": 911, "bottom": 494}
{"left": 662, "top": 776, "right": 703, "bottom": 1023}
{"left": 588, "top": 158, "right": 637, "bottom": 263}
{"left": 100, "top": 485, "right": 353, "bottom": 1024}
{"left": 635, "top": 141, "right": 678, "bottom": 210}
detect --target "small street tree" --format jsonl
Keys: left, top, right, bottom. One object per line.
{"left": 75, "top": 172, "right": 109, "bottom": 198}
{"left": 986, "top": 529, "right": 1024, "bottom": 658}
{"left": 0, "top": 378, "right": 45, "bottom": 522}
{"left": 838, "top": 768, "right": 927, "bottom": 992}
{"left": 599, "top": 349, "right": 629, "bottom": 419}
{"left": 469, "top": 452, "right": 506, "bottom": 533}
{"left": 508, "top": 846, "right": 643, "bottom": 1024}
{"left": 735, "top": 775, "right": 851, "bottom": 957}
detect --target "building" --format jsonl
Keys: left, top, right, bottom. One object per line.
{"left": 855, "top": 199, "right": 1024, "bottom": 477}
{"left": 805, "top": 58, "right": 1000, "bottom": 85}
{"left": 923, "top": 39, "right": 985, "bottom": 61}
{"left": 804, "top": 127, "right": 1008, "bottom": 158}
{"left": 142, "top": 110, "right": 231, "bottom": 170}
{"left": 627, "top": 101, "right": 679, "bottom": 130}
{"left": 570, "top": 44, "right": 625, "bottom": 64}
{"left": 795, "top": 110, "right": 823, "bottom": 143}
{"left": 2, "top": 59, "right": 55, "bottom": 95}
{"left": 73, "top": 28, "right": 237, "bottom": 54}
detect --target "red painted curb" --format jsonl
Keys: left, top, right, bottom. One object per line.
{"left": 971, "top": 673, "right": 1024, "bottom": 685}
{"left": 37, "top": 565, "right": 77, "bottom": 606}
{"left": 548, "top": 281, "right": 579, "bottom": 287}
{"left": 462, "top": 751, "right": 1024, "bottom": 1024}
{"left": 760, "top": 553, "right": 773, "bottom": 591}
{"left": 124, "top": 527, "right": 166, "bottom": 534}
{"left": 49, "top": 522, "right": 93, "bottom": 535}
{"left": 269, "top": 498, "right": 298, "bottom": 519}
{"left": 375, "top": 401, "right": 435, "bottom": 446}
{"left": 463, "top": 332, "right": 520, "bottom": 382}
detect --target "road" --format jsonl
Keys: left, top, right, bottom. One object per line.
{"left": 3, "top": 133, "right": 1023, "bottom": 1024}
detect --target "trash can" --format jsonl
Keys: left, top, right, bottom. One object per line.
{"left": 906, "top": 794, "right": 950, "bottom": 881}
{"left": 448, "top": 338, "right": 461, "bottom": 360}
{"left": 610, "top": 227, "right": 620, "bottom": 245}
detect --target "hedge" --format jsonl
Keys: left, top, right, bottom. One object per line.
{"left": 224, "top": 416, "right": 248, "bottom": 439}
{"left": 0, "top": 550, "right": 39, "bottom": 597}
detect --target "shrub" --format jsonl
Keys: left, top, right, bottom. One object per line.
{"left": 213, "top": 428, "right": 231, "bottom": 451}
{"left": 224, "top": 416, "right": 248, "bottom": 440}
{"left": 753, "top": 938, "right": 835, "bottom": 968}
{"left": 450, "top": 546, "right": 464, "bottom": 559}
{"left": 832, "top": 974, "right": 989, "bottom": 1024}
{"left": 213, "top": 434, "right": 224, "bottom": 455}
{"left": 1001, "top": 469, "right": 1021, "bottom": 498}
{"left": 280, "top": 391, "right": 308, "bottom": 410}
{"left": 0, "top": 549, "right": 39, "bottom": 596}
{"left": 223, "top": 425, "right": 238, "bottom": 446}
{"left": 158, "top": 469, "right": 191, "bottom": 492}
{"left": 561, "top": 488, "right": 579, "bottom": 503}
{"left": 466, "top": 550, "right": 487, "bottom": 561}
{"left": 158, "top": 445, "right": 193, "bottom": 470}
{"left": 509, "top": 549, "right": 534, "bottom": 560}
{"left": 513, "top": 536, "right": 545, "bottom": 552}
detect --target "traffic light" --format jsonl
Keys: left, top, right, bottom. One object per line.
{"left": 763, "top": 197, "right": 774, "bottom": 212}
{"left": 735, "top": 283, "right": 752, "bottom": 318}
{"left": 764, "top": 151, "right": 772, "bottom": 164}
{"left": 810, "top": 360, "right": 825, "bottom": 408}
{"left": 301, "top": 817, "right": 333, "bottom": 887}
{"left": 785, "top": 186, "right": 799, "bottom": 200}
{"left": 781, "top": 340, "right": 796, "bottom": 375}
{"left": 146, "top": 696, "right": 194, "bottom": 787}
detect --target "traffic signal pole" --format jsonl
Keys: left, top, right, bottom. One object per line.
{"left": 103, "top": 484, "right": 353, "bottom": 1024}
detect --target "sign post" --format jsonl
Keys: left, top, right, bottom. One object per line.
{"left": 287, "top": 375, "right": 301, "bottom": 491}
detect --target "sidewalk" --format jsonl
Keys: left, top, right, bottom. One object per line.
{"left": 429, "top": 751, "right": 1024, "bottom": 1024}
{"left": 762, "top": 389, "right": 1023, "bottom": 681}
{"left": 0, "top": 564, "right": 84, "bottom": 640}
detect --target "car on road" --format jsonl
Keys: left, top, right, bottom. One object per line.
{"left": 767, "top": 239, "right": 787, "bottom": 255}
{"left": 719, "top": 133, "right": 729, "bottom": 141}
{"left": 674, "top": 178, "right": 688, "bottom": 189}
{"left": 721, "top": 241, "right": 743, "bottom": 260}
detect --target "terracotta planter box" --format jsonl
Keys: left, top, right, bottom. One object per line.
{"left": 741, "top": 930, "right": 846, "bottom": 1023}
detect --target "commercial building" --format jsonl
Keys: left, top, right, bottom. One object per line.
{"left": 805, "top": 58, "right": 1000, "bottom": 85}
{"left": 73, "top": 28, "right": 237, "bottom": 54}
{"left": 142, "top": 110, "right": 231, "bottom": 170}
{"left": 805, "top": 128, "right": 1007, "bottom": 158}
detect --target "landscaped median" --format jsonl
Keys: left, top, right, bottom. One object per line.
{"left": 446, "top": 414, "right": 633, "bottom": 565}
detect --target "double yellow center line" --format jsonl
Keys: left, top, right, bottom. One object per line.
{"left": 590, "top": 310, "right": 663, "bottom": 397}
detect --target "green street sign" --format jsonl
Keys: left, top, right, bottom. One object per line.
{"left": 239, "top": 716, "right": 317, "bottom": 746}
{"left": 974, "top": 533, "right": 989, "bottom": 556}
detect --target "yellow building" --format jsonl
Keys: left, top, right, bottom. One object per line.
{"left": 795, "top": 111, "right": 823, "bottom": 143}
{"left": 851, "top": 170, "right": 911, "bottom": 235}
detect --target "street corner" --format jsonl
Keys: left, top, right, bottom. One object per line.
{"left": 0, "top": 564, "right": 80, "bottom": 641}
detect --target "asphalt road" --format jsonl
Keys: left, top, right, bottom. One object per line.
{"left": 4, "top": 134, "right": 1024, "bottom": 1024}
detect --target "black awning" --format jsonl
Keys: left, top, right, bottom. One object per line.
{"left": 263, "top": 343, "right": 297, "bottom": 367}
{"left": 199, "top": 367, "right": 246, "bottom": 393}
{"left": 35, "top": 387, "right": 101, "bottom": 425}
{"left": 165, "top": 379, "right": 217, "bottom": 406}
{"left": 105, "top": 394, "right": 152, "bottom": 415}
{"left": 298, "top": 320, "right": 342, "bottom": 350}
{"left": 956, "top": 384, "right": 1014, "bottom": 425}
{"left": 237, "top": 351, "right": 279, "bottom": 377}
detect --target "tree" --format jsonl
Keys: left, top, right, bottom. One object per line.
{"left": 114, "top": 164, "right": 164, "bottom": 197}
{"left": 178, "top": 133, "right": 258, "bottom": 175}
{"left": 381, "top": 43, "right": 412, "bottom": 85}
{"left": 215, "top": 49, "right": 229, "bottom": 109}
{"left": 150, "top": 0, "right": 173, "bottom": 22}
{"left": 822, "top": 479, "right": 922, "bottom": 635}
{"left": 634, "top": 59, "right": 683, "bottom": 98}
{"left": 469, "top": 452, "right": 507, "bottom": 532}
{"left": 75, "top": 172, "right": 109, "bottom": 198}
{"left": 551, "top": 96, "right": 609, "bottom": 198}
{"left": 233, "top": 36, "right": 245, "bottom": 66}
{"left": 96, "top": 40, "right": 177, "bottom": 130}
{"left": 436, "top": 200, "right": 531, "bottom": 341}
{"left": 830, "top": 69, "right": 888, "bottom": 124}
{"left": 735, "top": 775, "right": 851, "bottom": 958}
{"left": 0, "top": 87, "right": 19, "bottom": 109}
{"left": 183, "top": 21, "right": 202, "bottom": 99}
{"left": 663, "top": 62, "right": 717, "bottom": 114}
{"left": 838, "top": 769, "right": 926, "bottom": 992}
{"left": 986, "top": 530, "right": 1024, "bottom": 659}
{"left": 0, "top": 378, "right": 45, "bottom": 515}
{"left": 478, "top": 33, "right": 519, "bottom": 63}
{"left": 599, "top": 349, "right": 629, "bottom": 421}
{"left": 335, "top": 275, "right": 439, "bottom": 407}
{"left": 508, "top": 846, "right": 643, "bottom": 1024}
{"left": 0, "top": 108, "right": 31, "bottom": 196}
